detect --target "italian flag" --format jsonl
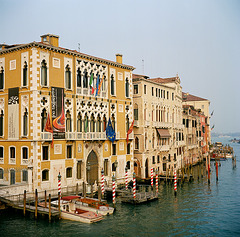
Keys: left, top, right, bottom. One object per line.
{"left": 89, "top": 73, "right": 94, "bottom": 94}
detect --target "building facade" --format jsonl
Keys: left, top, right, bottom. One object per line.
{"left": 0, "top": 34, "right": 134, "bottom": 191}
{"left": 132, "top": 74, "right": 184, "bottom": 178}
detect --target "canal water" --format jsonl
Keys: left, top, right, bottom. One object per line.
{"left": 1, "top": 137, "right": 240, "bottom": 236}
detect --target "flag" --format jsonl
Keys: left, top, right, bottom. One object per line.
{"left": 210, "top": 110, "right": 214, "bottom": 117}
{"left": 89, "top": 73, "right": 94, "bottom": 94}
{"left": 211, "top": 124, "right": 215, "bottom": 130}
{"left": 44, "top": 111, "right": 54, "bottom": 148}
{"left": 106, "top": 118, "right": 116, "bottom": 142}
{"left": 95, "top": 74, "right": 100, "bottom": 97}
{"left": 126, "top": 120, "right": 134, "bottom": 144}
{"left": 97, "top": 75, "right": 104, "bottom": 95}
{"left": 84, "top": 118, "right": 88, "bottom": 133}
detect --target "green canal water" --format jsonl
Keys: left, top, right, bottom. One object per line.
{"left": 0, "top": 137, "right": 240, "bottom": 236}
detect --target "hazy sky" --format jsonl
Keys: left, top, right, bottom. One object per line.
{"left": 1, "top": 0, "right": 240, "bottom": 133}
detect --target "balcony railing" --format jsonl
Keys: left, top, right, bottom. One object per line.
{"left": 76, "top": 87, "right": 107, "bottom": 98}
{"left": 76, "top": 132, "right": 106, "bottom": 140}
{"left": 41, "top": 132, "right": 53, "bottom": 141}
{"left": 66, "top": 132, "right": 76, "bottom": 140}
{"left": 160, "top": 145, "right": 170, "bottom": 151}
{"left": 145, "top": 120, "right": 150, "bottom": 127}
{"left": 0, "top": 158, "right": 3, "bottom": 164}
{"left": 134, "top": 120, "right": 139, "bottom": 127}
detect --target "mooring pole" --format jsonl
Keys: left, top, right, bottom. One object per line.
{"left": 98, "top": 185, "right": 101, "bottom": 201}
{"left": 174, "top": 170, "right": 177, "bottom": 197}
{"left": 44, "top": 190, "right": 47, "bottom": 208}
{"left": 216, "top": 161, "right": 218, "bottom": 181}
{"left": 58, "top": 192, "right": 61, "bottom": 219}
{"left": 35, "top": 189, "right": 38, "bottom": 219}
{"left": 76, "top": 183, "right": 79, "bottom": 196}
{"left": 23, "top": 190, "right": 26, "bottom": 216}
{"left": 49, "top": 194, "right": 51, "bottom": 221}
{"left": 112, "top": 175, "right": 116, "bottom": 208}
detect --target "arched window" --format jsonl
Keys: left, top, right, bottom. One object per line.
{"left": 0, "top": 67, "right": 4, "bottom": 90}
{"left": 84, "top": 114, "right": 88, "bottom": 132}
{"left": 42, "top": 169, "right": 49, "bottom": 181}
{"left": 110, "top": 74, "right": 115, "bottom": 95}
{"left": 90, "top": 114, "right": 95, "bottom": 132}
{"left": 10, "top": 147, "right": 16, "bottom": 159}
{"left": 41, "top": 109, "right": 47, "bottom": 132}
{"left": 96, "top": 114, "right": 101, "bottom": 132}
{"left": 41, "top": 60, "right": 47, "bottom": 86}
{"left": 103, "top": 115, "right": 107, "bottom": 131}
{"left": 135, "top": 137, "right": 139, "bottom": 150}
{"left": 152, "top": 135, "right": 155, "bottom": 148}
{"left": 66, "top": 167, "right": 72, "bottom": 178}
{"left": 66, "top": 110, "right": 72, "bottom": 132}
{"left": 125, "top": 77, "right": 129, "bottom": 97}
{"left": 23, "top": 61, "right": 28, "bottom": 87}
{"left": 77, "top": 113, "right": 82, "bottom": 132}
{"left": 145, "top": 133, "right": 147, "bottom": 149}
{"left": 65, "top": 65, "right": 71, "bottom": 89}
{"left": 23, "top": 108, "right": 28, "bottom": 136}
{"left": 83, "top": 71, "right": 88, "bottom": 88}
{"left": 111, "top": 115, "right": 116, "bottom": 131}
{"left": 126, "top": 115, "right": 129, "bottom": 133}
{"left": 126, "top": 161, "right": 130, "bottom": 169}
{"left": 77, "top": 68, "right": 81, "bottom": 88}
{"left": 134, "top": 104, "right": 138, "bottom": 121}
{"left": 22, "top": 147, "right": 28, "bottom": 161}
{"left": 0, "top": 109, "right": 4, "bottom": 136}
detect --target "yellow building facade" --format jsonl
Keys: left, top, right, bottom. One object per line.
{"left": 0, "top": 34, "right": 134, "bottom": 192}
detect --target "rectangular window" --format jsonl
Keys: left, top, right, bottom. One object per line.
{"left": 42, "top": 170, "right": 49, "bottom": 181}
{"left": 144, "top": 85, "right": 147, "bottom": 94}
{"left": 134, "top": 85, "right": 138, "bottom": 94}
{"left": 156, "top": 88, "right": 158, "bottom": 97}
{"left": 0, "top": 68, "right": 4, "bottom": 89}
{"left": 172, "top": 93, "right": 174, "bottom": 100}
{"left": 42, "top": 146, "right": 49, "bottom": 160}
{"left": 167, "top": 91, "right": 169, "bottom": 99}
{"left": 77, "top": 161, "right": 82, "bottom": 179}
{"left": 66, "top": 167, "right": 72, "bottom": 178}
{"left": 22, "top": 147, "right": 28, "bottom": 160}
{"left": 127, "top": 143, "right": 131, "bottom": 154}
{"left": 112, "top": 144, "right": 116, "bottom": 155}
{"left": 10, "top": 147, "right": 15, "bottom": 159}
{"left": 22, "top": 170, "right": 28, "bottom": 182}
{"left": 0, "top": 147, "right": 3, "bottom": 158}
{"left": 152, "top": 87, "right": 154, "bottom": 96}
{"left": 104, "top": 159, "right": 108, "bottom": 176}
{"left": 67, "top": 145, "right": 72, "bottom": 158}
{"left": 134, "top": 108, "right": 138, "bottom": 120}
{"left": 0, "top": 112, "right": 3, "bottom": 136}
{"left": 157, "top": 155, "right": 160, "bottom": 163}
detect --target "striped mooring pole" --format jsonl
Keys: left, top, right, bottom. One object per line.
{"left": 151, "top": 168, "right": 153, "bottom": 187}
{"left": 125, "top": 166, "right": 128, "bottom": 191}
{"left": 133, "top": 172, "right": 136, "bottom": 199}
{"left": 156, "top": 172, "right": 158, "bottom": 193}
{"left": 112, "top": 175, "right": 116, "bottom": 206}
{"left": 101, "top": 169, "right": 104, "bottom": 195}
{"left": 174, "top": 170, "right": 177, "bottom": 196}
{"left": 58, "top": 172, "right": 61, "bottom": 197}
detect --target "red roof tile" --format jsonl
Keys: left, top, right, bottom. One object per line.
{"left": 182, "top": 92, "right": 207, "bottom": 101}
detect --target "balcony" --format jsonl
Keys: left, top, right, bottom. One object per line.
{"left": 66, "top": 132, "right": 76, "bottom": 140}
{"left": 160, "top": 145, "right": 170, "bottom": 152}
{"left": 76, "top": 132, "right": 106, "bottom": 140}
{"left": 128, "top": 133, "right": 134, "bottom": 140}
{"left": 157, "top": 122, "right": 171, "bottom": 128}
{"left": 134, "top": 120, "right": 139, "bottom": 127}
{"left": 41, "top": 132, "right": 53, "bottom": 141}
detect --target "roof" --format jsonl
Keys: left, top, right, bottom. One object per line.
{"left": 132, "top": 74, "right": 149, "bottom": 80}
{"left": 0, "top": 41, "right": 135, "bottom": 71}
{"left": 149, "top": 76, "right": 180, "bottom": 84}
{"left": 61, "top": 196, "right": 80, "bottom": 201}
{"left": 182, "top": 92, "right": 208, "bottom": 101}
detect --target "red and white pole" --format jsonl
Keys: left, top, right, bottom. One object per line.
{"left": 133, "top": 172, "right": 136, "bottom": 199}
{"left": 58, "top": 172, "right": 61, "bottom": 197}
{"left": 151, "top": 168, "right": 153, "bottom": 187}
{"left": 112, "top": 175, "right": 116, "bottom": 206}
{"left": 174, "top": 170, "right": 177, "bottom": 196}
{"left": 156, "top": 172, "right": 158, "bottom": 193}
{"left": 101, "top": 169, "right": 104, "bottom": 195}
{"left": 125, "top": 167, "right": 128, "bottom": 191}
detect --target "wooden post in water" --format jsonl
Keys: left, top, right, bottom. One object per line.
{"left": 208, "top": 162, "right": 211, "bottom": 184}
{"left": 197, "top": 164, "right": 199, "bottom": 180}
{"left": 58, "top": 193, "right": 61, "bottom": 219}
{"left": 98, "top": 185, "right": 101, "bottom": 201}
{"left": 201, "top": 162, "right": 203, "bottom": 177}
{"left": 23, "top": 190, "right": 26, "bottom": 216}
{"left": 44, "top": 190, "right": 47, "bottom": 208}
{"left": 187, "top": 165, "right": 190, "bottom": 182}
{"left": 49, "top": 194, "right": 51, "bottom": 221}
{"left": 91, "top": 184, "right": 93, "bottom": 198}
{"left": 35, "top": 189, "right": 38, "bottom": 219}
{"left": 216, "top": 161, "right": 218, "bottom": 181}
{"left": 76, "top": 183, "right": 79, "bottom": 195}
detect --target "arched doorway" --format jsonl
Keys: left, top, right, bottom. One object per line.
{"left": 86, "top": 150, "right": 98, "bottom": 184}
{"left": 10, "top": 169, "right": 15, "bottom": 185}
{"left": 145, "top": 159, "right": 149, "bottom": 178}
{"left": 134, "top": 159, "right": 141, "bottom": 178}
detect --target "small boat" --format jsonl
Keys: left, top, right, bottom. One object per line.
{"left": 71, "top": 196, "right": 114, "bottom": 216}
{"left": 40, "top": 196, "right": 103, "bottom": 223}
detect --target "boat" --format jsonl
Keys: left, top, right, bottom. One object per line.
{"left": 71, "top": 196, "right": 114, "bottom": 215}
{"left": 40, "top": 196, "right": 103, "bottom": 223}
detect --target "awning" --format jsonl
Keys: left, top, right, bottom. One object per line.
{"left": 156, "top": 128, "right": 171, "bottom": 138}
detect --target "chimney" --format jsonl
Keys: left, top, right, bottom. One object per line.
{"left": 40, "top": 34, "right": 59, "bottom": 47}
{"left": 116, "top": 54, "right": 123, "bottom": 64}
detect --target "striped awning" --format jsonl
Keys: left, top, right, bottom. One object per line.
{"left": 156, "top": 128, "right": 171, "bottom": 138}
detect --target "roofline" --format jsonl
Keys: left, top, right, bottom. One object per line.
{"left": 0, "top": 41, "right": 135, "bottom": 71}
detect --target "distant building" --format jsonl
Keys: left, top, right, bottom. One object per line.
{"left": 132, "top": 74, "right": 184, "bottom": 178}
{"left": 0, "top": 34, "right": 134, "bottom": 191}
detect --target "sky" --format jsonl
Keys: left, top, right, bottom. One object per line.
{"left": 1, "top": 0, "right": 240, "bottom": 133}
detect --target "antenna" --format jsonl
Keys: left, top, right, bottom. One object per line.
{"left": 78, "top": 43, "right": 80, "bottom": 52}
{"left": 142, "top": 59, "right": 144, "bottom": 74}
